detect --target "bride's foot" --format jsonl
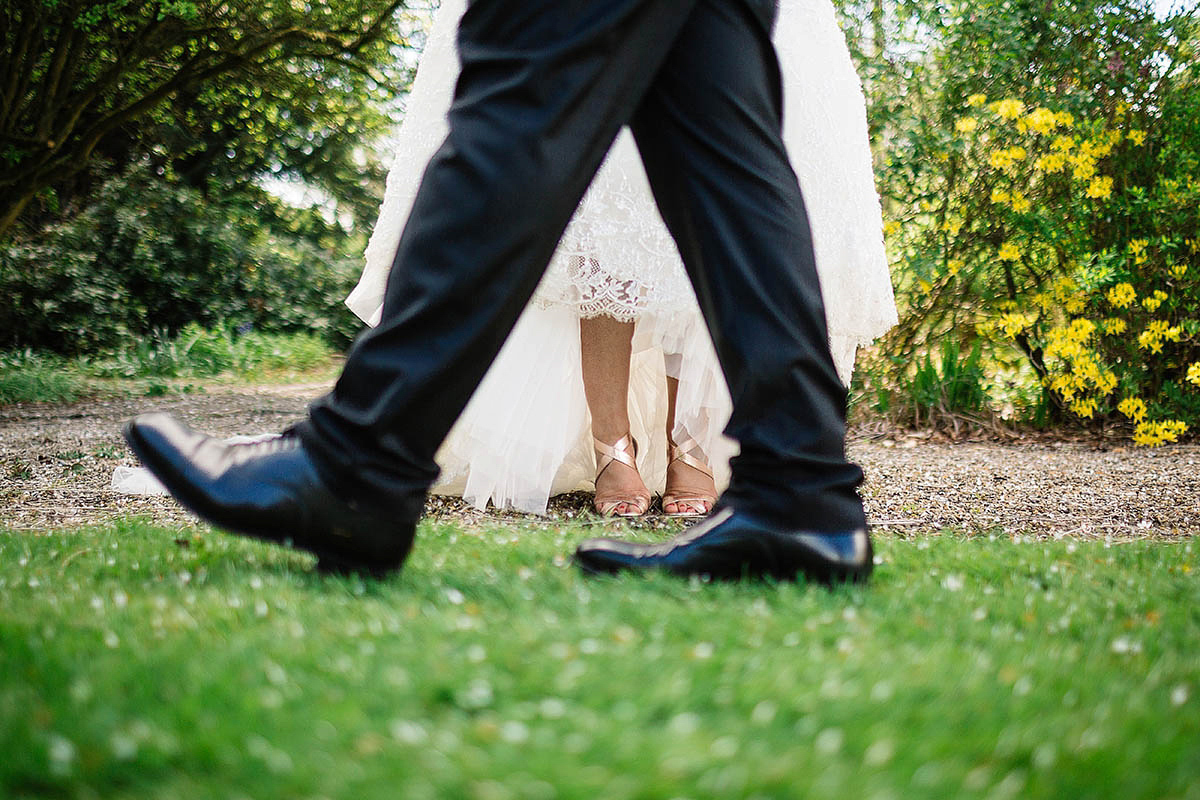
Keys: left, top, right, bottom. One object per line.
{"left": 593, "top": 433, "right": 651, "bottom": 518}
{"left": 663, "top": 436, "right": 717, "bottom": 518}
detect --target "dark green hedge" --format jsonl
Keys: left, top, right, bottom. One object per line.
{"left": 0, "top": 167, "right": 365, "bottom": 355}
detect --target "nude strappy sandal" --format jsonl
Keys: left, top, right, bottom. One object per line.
{"left": 662, "top": 436, "right": 717, "bottom": 518}
{"left": 592, "top": 433, "right": 651, "bottom": 518}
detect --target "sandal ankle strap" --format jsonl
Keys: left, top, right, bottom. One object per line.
{"left": 594, "top": 433, "right": 638, "bottom": 481}
{"left": 668, "top": 435, "right": 714, "bottom": 480}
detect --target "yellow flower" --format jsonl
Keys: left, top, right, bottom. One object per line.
{"left": 1050, "top": 375, "right": 1076, "bottom": 401}
{"left": 1186, "top": 362, "right": 1200, "bottom": 387}
{"left": 990, "top": 188, "right": 1010, "bottom": 204}
{"left": 918, "top": 279, "right": 933, "bottom": 293}
{"left": 967, "top": 93, "right": 988, "bottom": 107}
{"left": 1055, "top": 339, "right": 1083, "bottom": 360}
{"left": 1133, "top": 424, "right": 1160, "bottom": 446}
{"left": 1141, "top": 290, "right": 1168, "bottom": 312}
{"left": 989, "top": 150, "right": 1015, "bottom": 170}
{"left": 1086, "top": 176, "right": 1114, "bottom": 199}
{"left": 1186, "top": 238, "right": 1200, "bottom": 254}
{"left": 1009, "top": 194, "right": 1032, "bottom": 212}
{"left": 947, "top": 259, "right": 964, "bottom": 276}
{"left": 1051, "top": 136, "right": 1077, "bottom": 152}
{"left": 1133, "top": 420, "right": 1188, "bottom": 447}
{"left": 1025, "top": 107, "right": 1059, "bottom": 135}
{"left": 1118, "top": 397, "right": 1148, "bottom": 422}
{"left": 1068, "top": 318, "right": 1096, "bottom": 340}
{"left": 1128, "top": 239, "right": 1150, "bottom": 266}
{"left": 1106, "top": 283, "right": 1136, "bottom": 308}
{"left": 998, "top": 242, "right": 1021, "bottom": 261}
{"left": 1128, "top": 129, "right": 1147, "bottom": 146}
{"left": 883, "top": 219, "right": 901, "bottom": 236}
{"left": 1166, "top": 421, "right": 1189, "bottom": 441}
{"left": 1007, "top": 146, "right": 1028, "bottom": 161}
{"left": 1138, "top": 320, "right": 1169, "bottom": 353}
{"left": 1071, "top": 157, "right": 1097, "bottom": 181}
{"left": 1170, "top": 262, "right": 1188, "bottom": 279}
{"left": 997, "top": 312, "right": 1035, "bottom": 337}
{"left": 1055, "top": 111, "right": 1076, "bottom": 128}
{"left": 1064, "top": 295, "right": 1085, "bottom": 314}
{"left": 1071, "top": 398, "right": 1098, "bottom": 418}
{"left": 991, "top": 98, "right": 1026, "bottom": 120}
{"left": 1035, "top": 153, "right": 1068, "bottom": 173}
{"left": 1102, "top": 318, "right": 1127, "bottom": 335}
{"left": 1089, "top": 138, "right": 1115, "bottom": 159}
{"left": 955, "top": 116, "right": 979, "bottom": 134}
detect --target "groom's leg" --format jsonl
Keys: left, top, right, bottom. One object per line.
{"left": 298, "top": 0, "right": 701, "bottom": 508}
{"left": 630, "top": 0, "right": 866, "bottom": 531}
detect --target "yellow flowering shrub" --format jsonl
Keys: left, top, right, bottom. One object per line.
{"left": 882, "top": 87, "right": 1200, "bottom": 444}
{"left": 868, "top": 1, "right": 1200, "bottom": 440}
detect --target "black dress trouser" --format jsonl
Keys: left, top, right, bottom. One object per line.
{"left": 297, "top": 0, "right": 867, "bottom": 532}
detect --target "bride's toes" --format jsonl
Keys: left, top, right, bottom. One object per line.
{"left": 663, "top": 497, "right": 712, "bottom": 516}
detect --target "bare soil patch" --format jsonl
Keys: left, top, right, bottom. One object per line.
{"left": 2, "top": 382, "right": 1197, "bottom": 540}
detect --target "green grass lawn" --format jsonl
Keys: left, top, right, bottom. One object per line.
{"left": 1, "top": 521, "right": 1197, "bottom": 799}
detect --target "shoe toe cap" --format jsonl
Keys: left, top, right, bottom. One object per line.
{"left": 574, "top": 538, "right": 641, "bottom": 575}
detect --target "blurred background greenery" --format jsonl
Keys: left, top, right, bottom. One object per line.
{"left": 1, "top": 0, "right": 1197, "bottom": 442}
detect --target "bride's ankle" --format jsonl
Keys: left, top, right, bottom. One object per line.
{"left": 592, "top": 426, "right": 630, "bottom": 447}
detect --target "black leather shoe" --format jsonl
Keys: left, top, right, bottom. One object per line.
{"left": 574, "top": 508, "right": 872, "bottom": 584}
{"left": 123, "top": 412, "right": 420, "bottom": 577}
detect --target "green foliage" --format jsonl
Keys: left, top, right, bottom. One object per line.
{"left": 0, "top": 350, "right": 83, "bottom": 404}
{"left": 0, "top": 0, "right": 417, "bottom": 237}
{"left": 84, "top": 324, "right": 334, "bottom": 380}
{"left": 866, "top": 338, "right": 989, "bottom": 426}
{"left": 0, "top": 166, "right": 363, "bottom": 354}
{"left": 0, "top": 328, "right": 333, "bottom": 405}
{"left": 847, "top": 0, "right": 1200, "bottom": 441}
{"left": 1, "top": 523, "right": 1198, "bottom": 797}
{"left": 0, "top": 0, "right": 423, "bottom": 361}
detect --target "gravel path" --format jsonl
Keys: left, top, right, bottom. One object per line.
{"left": 2, "top": 383, "right": 1197, "bottom": 540}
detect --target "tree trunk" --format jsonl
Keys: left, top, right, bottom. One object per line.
{"left": 0, "top": 192, "right": 34, "bottom": 240}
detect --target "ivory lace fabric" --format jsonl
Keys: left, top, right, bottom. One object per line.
{"left": 345, "top": 0, "right": 898, "bottom": 514}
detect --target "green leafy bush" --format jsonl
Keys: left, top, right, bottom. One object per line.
{"left": 0, "top": 167, "right": 362, "bottom": 355}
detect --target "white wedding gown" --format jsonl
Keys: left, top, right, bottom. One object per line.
{"left": 346, "top": 0, "right": 898, "bottom": 514}
{"left": 112, "top": 0, "right": 898, "bottom": 510}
